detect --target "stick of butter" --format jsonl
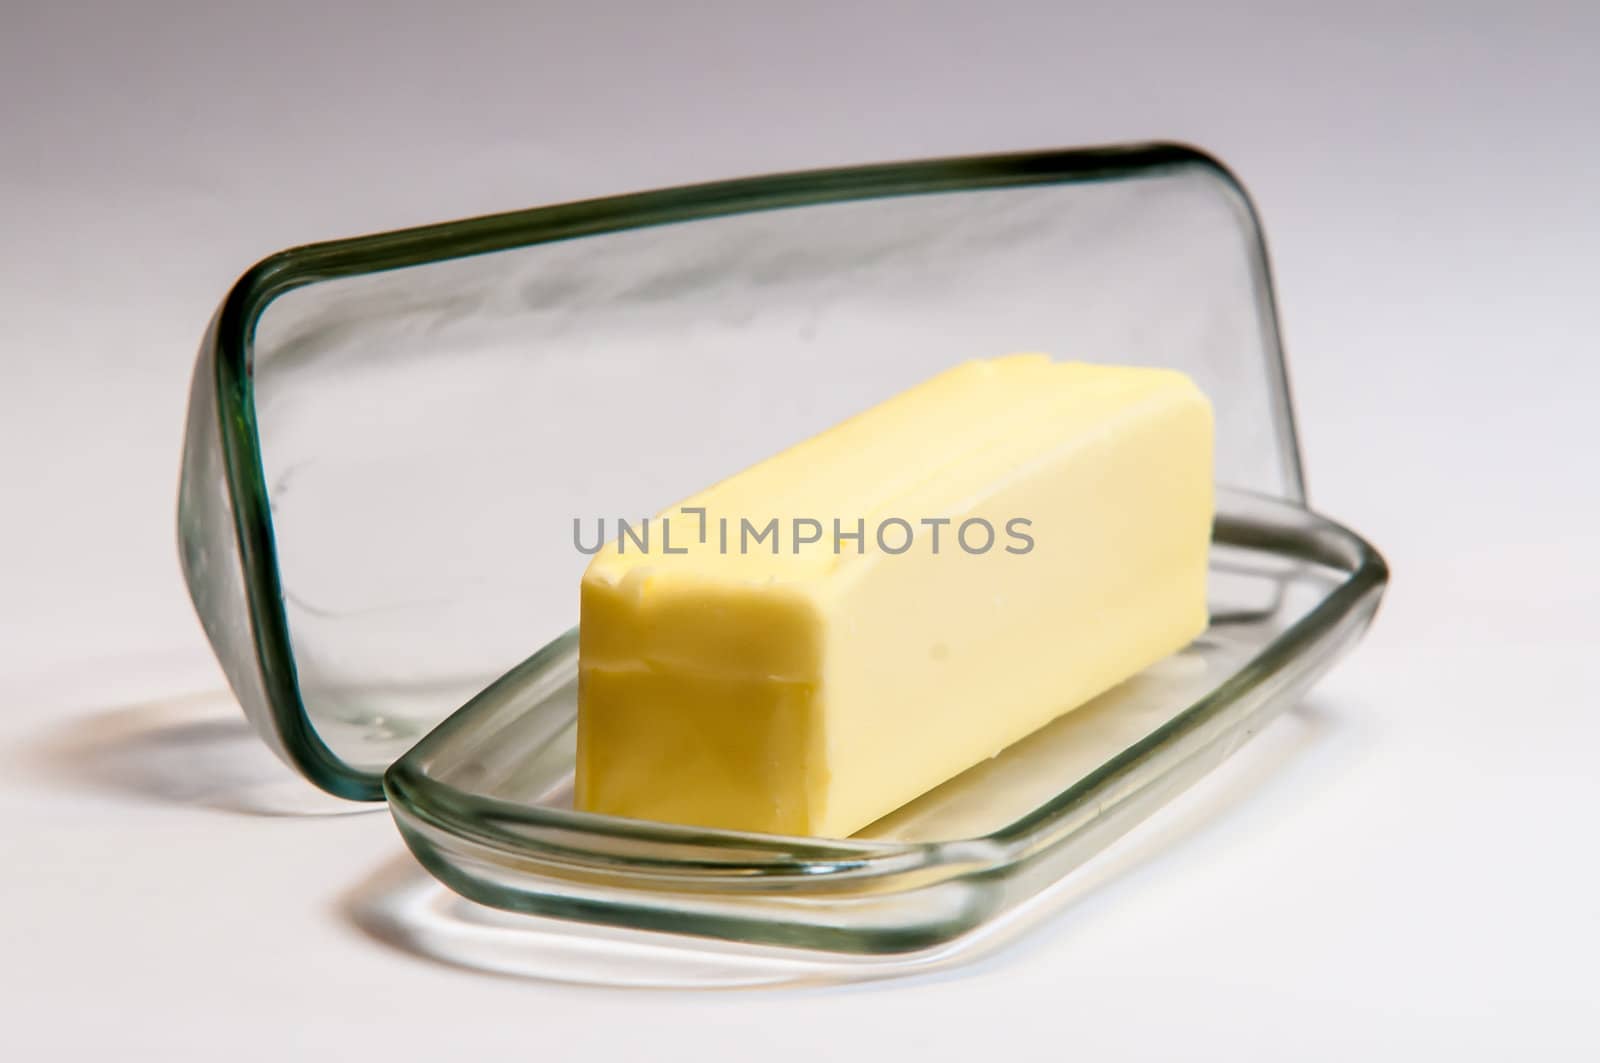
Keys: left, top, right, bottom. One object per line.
{"left": 576, "top": 355, "right": 1213, "bottom": 837}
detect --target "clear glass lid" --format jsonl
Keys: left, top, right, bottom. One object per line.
{"left": 178, "top": 143, "right": 1310, "bottom": 797}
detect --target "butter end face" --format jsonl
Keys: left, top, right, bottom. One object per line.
{"left": 576, "top": 666, "right": 821, "bottom": 836}
{"left": 576, "top": 578, "right": 828, "bottom": 834}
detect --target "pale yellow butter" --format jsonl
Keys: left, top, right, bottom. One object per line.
{"left": 576, "top": 356, "right": 1214, "bottom": 837}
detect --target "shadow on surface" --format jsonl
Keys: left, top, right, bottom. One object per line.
{"left": 23, "top": 689, "right": 376, "bottom": 817}
{"left": 341, "top": 699, "right": 1351, "bottom": 990}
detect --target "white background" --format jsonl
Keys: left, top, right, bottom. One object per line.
{"left": 2, "top": 2, "right": 1596, "bottom": 1058}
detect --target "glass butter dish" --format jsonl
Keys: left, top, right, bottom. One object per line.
{"left": 178, "top": 143, "right": 1386, "bottom": 956}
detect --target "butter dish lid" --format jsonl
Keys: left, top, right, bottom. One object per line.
{"left": 178, "top": 142, "right": 1306, "bottom": 798}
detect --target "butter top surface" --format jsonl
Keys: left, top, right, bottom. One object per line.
{"left": 584, "top": 354, "right": 1205, "bottom": 589}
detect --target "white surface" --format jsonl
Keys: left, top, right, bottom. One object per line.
{"left": 2, "top": 2, "right": 1597, "bottom": 1058}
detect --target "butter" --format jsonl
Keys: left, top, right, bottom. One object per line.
{"left": 576, "top": 356, "right": 1214, "bottom": 837}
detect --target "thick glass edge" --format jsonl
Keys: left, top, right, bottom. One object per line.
{"left": 176, "top": 318, "right": 297, "bottom": 770}
{"left": 384, "top": 491, "right": 1388, "bottom": 893}
{"left": 201, "top": 140, "right": 1305, "bottom": 799}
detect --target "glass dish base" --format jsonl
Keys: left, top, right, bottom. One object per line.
{"left": 385, "top": 488, "right": 1385, "bottom": 955}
